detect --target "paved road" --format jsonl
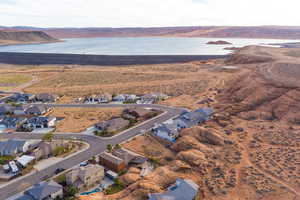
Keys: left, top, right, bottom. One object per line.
{"left": 0, "top": 103, "right": 185, "bottom": 199}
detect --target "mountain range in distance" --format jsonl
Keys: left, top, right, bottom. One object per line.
{"left": 2, "top": 25, "right": 300, "bottom": 40}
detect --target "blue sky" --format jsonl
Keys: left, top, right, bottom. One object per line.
{"left": 0, "top": 0, "right": 300, "bottom": 27}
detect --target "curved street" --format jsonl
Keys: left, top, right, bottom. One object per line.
{"left": 0, "top": 103, "right": 185, "bottom": 199}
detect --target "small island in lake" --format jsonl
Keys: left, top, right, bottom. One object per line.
{"left": 207, "top": 40, "right": 232, "bottom": 45}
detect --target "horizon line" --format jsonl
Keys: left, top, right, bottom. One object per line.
{"left": 2, "top": 25, "right": 300, "bottom": 29}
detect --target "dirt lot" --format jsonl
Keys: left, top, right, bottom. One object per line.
{"left": 48, "top": 107, "right": 123, "bottom": 133}
{"left": 122, "top": 134, "right": 174, "bottom": 161}
{"left": 0, "top": 61, "right": 237, "bottom": 99}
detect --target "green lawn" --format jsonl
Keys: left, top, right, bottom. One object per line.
{"left": 0, "top": 155, "right": 15, "bottom": 165}
{"left": 105, "top": 178, "right": 125, "bottom": 195}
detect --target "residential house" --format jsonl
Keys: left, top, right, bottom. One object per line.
{"left": 152, "top": 121, "right": 181, "bottom": 143}
{"left": 140, "top": 93, "right": 168, "bottom": 104}
{"left": 112, "top": 94, "right": 137, "bottom": 102}
{"left": 122, "top": 107, "right": 154, "bottom": 120}
{"left": 0, "top": 104, "right": 14, "bottom": 115}
{"left": 14, "top": 105, "right": 29, "bottom": 116}
{"left": 112, "top": 148, "right": 136, "bottom": 165}
{"left": 8, "top": 93, "right": 36, "bottom": 103}
{"left": 178, "top": 108, "right": 214, "bottom": 128}
{"left": 0, "top": 139, "right": 40, "bottom": 156}
{"left": 95, "top": 118, "right": 129, "bottom": 133}
{"left": 35, "top": 93, "right": 59, "bottom": 103}
{"left": 16, "top": 155, "right": 36, "bottom": 168}
{"left": 152, "top": 108, "right": 214, "bottom": 142}
{"left": 148, "top": 178, "right": 199, "bottom": 200}
{"left": 24, "top": 116, "right": 56, "bottom": 130}
{"left": 112, "top": 94, "right": 126, "bottom": 102}
{"left": 31, "top": 140, "right": 69, "bottom": 160}
{"left": 0, "top": 116, "right": 27, "bottom": 131}
{"left": 99, "top": 152, "right": 126, "bottom": 173}
{"left": 85, "top": 93, "right": 112, "bottom": 104}
{"left": 24, "top": 105, "right": 49, "bottom": 116}
{"left": 16, "top": 180, "right": 63, "bottom": 200}
{"left": 66, "top": 164, "right": 104, "bottom": 190}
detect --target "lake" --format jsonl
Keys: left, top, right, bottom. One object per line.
{"left": 0, "top": 37, "right": 297, "bottom": 55}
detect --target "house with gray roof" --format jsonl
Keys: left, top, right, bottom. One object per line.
{"left": 139, "top": 93, "right": 168, "bottom": 104}
{"left": 35, "top": 93, "right": 59, "bottom": 103}
{"left": 0, "top": 104, "right": 14, "bottom": 115}
{"left": 16, "top": 180, "right": 63, "bottom": 200}
{"left": 8, "top": 93, "right": 36, "bottom": 103}
{"left": 152, "top": 121, "right": 181, "bottom": 143}
{"left": 0, "top": 116, "right": 27, "bottom": 131}
{"left": 0, "top": 139, "right": 26, "bottom": 156}
{"left": 112, "top": 94, "right": 137, "bottom": 103}
{"left": 85, "top": 93, "right": 112, "bottom": 104}
{"left": 0, "top": 139, "right": 40, "bottom": 156}
{"left": 177, "top": 107, "right": 213, "bottom": 128}
{"left": 148, "top": 178, "right": 199, "bottom": 200}
{"left": 14, "top": 105, "right": 29, "bottom": 116}
{"left": 23, "top": 116, "right": 56, "bottom": 130}
{"left": 24, "top": 105, "right": 49, "bottom": 116}
{"left": 95, "top": 118, "right": 129, "bottom": 133}
{"left": 152, "top": 108, "right": 213, "bottom": 142}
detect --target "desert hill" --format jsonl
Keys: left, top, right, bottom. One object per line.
{"left": 2, "top": 26, "right": 300, "bottom": 39}
{"left": 219, "top": 46, "right": 300, "bottom": 125}
{"left": 0, "top": 30, "right": 59, "bottom": 45}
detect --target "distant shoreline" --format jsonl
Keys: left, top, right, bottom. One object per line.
{"left": 0, "top": 52, "right": 227, "bottom": 66}
{"left": 0, "top": 39, "right": 62, "bottom": 47}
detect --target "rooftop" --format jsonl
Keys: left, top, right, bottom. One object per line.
{"left": 148, "top": 178, "right": 199, "bottom": 200}
{"left": 99, "top": 152, "right": 124, "bottom": 165}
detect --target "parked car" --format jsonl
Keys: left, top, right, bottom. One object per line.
{"left": 80, "top": 161, "right": 88, "bottom": 167}
{"left": 55, "top": 168, "right": 65, "bottom": 174}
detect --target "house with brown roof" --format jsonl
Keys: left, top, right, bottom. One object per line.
{"left": 66, "top": 164, "right": 104, "bottom": 190}
{"left": 99, "top": 152, "right": 126, "bottom": 173}
{"left": 31, "top": 140, "right": 70, "bottom": 160}
{"left": 112, "top": 148, "right": 136, "bottom": 165}
{"left": 122, "top": 107, "right": 154, "bottom": 120}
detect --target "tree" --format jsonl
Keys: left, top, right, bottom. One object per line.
{"left": 43, "top": 132, "right": 54, "bottom": 142}
{"left": 64, "top": 186, "right": 79, "bottom": 197}
{"left": 107, "top": 144, "right": 113, "bottom": 152}
{"left": 114, "top": 144, "right": 121, "bottom": 150}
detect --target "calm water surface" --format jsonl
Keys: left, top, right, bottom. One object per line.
{"left": 0, "top": 37, "right": 297, "bottom": 55}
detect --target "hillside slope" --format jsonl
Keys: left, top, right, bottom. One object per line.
{"left": 219, "top": 46, "right": 300, "bottom": 124}
{"left": 0, "top": 30, "right": 59, "bottom": 45}
{"left": 43, "top": 26, "right": 300, "bottom": 39}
